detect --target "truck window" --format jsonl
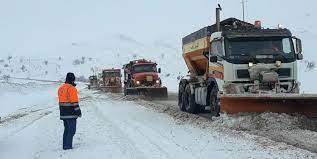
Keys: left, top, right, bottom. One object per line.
{"left": 211, "top": 41, "right": 223, "bottom": 55}
{"left": 225, "top": 37, "right": 296, "bottom": 64}
{"left": 103, "top": 72, "right": 120, "bottom": 77}
{"left": 133, "top": 65, "right": 157, "bottom": 73}
{"left": 282, "top": 38, "right": 292, "bottom": 54}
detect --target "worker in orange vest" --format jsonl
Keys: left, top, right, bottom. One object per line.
{"left": 58, "top": 72, "right": 82, "bottom": 150}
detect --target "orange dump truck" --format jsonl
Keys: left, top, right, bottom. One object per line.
{"left": 99, "top": 69, "right": 122, "bottom": 93}
{"left": 178, "top": 6, "right": 317, "bottom": 117}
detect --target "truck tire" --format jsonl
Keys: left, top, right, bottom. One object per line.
{"left": 210, "top": 87, "right": 220, "bottom": 117}
{"left": 123, "top": 85, "right": 128, "bottom": 96}
{"left": 183, "top": 85, "right": 199, "bottom": 114}
{"left": 178, "top": 81, "right": 186, "bottom": 111}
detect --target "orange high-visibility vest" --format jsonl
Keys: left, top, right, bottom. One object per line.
{"left": 58, "top": 83, "right": 80, "bottom": 119}
{"left": 58, "top": 83, "right": 79, "bottom": 106}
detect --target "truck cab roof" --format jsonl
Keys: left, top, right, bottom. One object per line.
{"left": 103, "top": 69, "right": 121, "bottom": 72}
{"left": 123, "top": 59, "right": 157, "bottom": 69}
{"left": 182, "top": 18, "right": 292, "bottom": 45}
{"left": 134, "top": 63, "right": 156, "bottom": 66}
{"left": 222, "top": 29, "right": 292, "bottom": 39}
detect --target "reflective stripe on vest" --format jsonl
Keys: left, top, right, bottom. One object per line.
{"left": 60, "top": 115, "right": 78, "bottom": 119}
{"left": 59, "top": 102, "right": 79, "bottom": 107}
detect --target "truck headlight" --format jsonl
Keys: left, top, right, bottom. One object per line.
{"left": 275, "top": 61, "right": 282, "bottom": 67}
{"left": 156, "top": 80, "right": 160, "bottom": 84}
{"left": 136, "top": 81, "right": 140, "bottom": 85}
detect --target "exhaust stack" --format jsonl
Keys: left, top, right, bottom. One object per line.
{"left": 216, "top": 4, "right": 222, "bottom": 32}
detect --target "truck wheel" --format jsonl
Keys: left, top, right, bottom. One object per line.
{"left": 178, "top": 82, "right": 186, "bottom": 111}
{"left": 198, "top": 105, "right": 206, "bottom": 113}
{"left": 210, "top": 87, "right": 220, "bottom": 117}
{"left": 123, "top": 85, "right": 127, "bottom": 96}
{"left": 183, "top": 85, "right": 198, "bottom": 114}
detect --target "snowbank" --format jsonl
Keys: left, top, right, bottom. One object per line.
{"left": 0, "top": 79, "right": 58, "bottom": 117}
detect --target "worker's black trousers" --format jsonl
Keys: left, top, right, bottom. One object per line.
{"left": 62, "top": 119, "right": 77, "bottom": 150}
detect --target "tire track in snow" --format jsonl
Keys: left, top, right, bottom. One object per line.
{"left": 12, "top": 110, "right": 54, "bottom": 135}
{"left": 84, "top": 92, "right": 193, "bottom": 159}
{"left": 79, "top": 97, "right": 147, "bottom": 159}
{"left": 120, "top": 120, "right": 174, "bottom": 159}
{"left": 89, "top": 93, "right": 206, "bottom": 159}
{"left": 126, "top": 120, "right": 198, "bottom": 159}
{"left": 0, "top": 107, "right": 55, "bottom": 140}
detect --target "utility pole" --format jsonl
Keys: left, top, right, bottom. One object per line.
{"left": 241, "top": 0, "right": 247, "bottom": 21}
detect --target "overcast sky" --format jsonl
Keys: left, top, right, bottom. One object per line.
{"left": 0, "top": 0, "right": 316, "bottom": 58}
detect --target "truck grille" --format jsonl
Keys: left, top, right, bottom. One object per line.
{"left": 236, "top": 68, "right": 291, "bottom": 79}
{"left": 276, "top": 68, "right": 291, "bottom": 77}
{"left": 146, "top": 76, "right": 153, "bottom": 81}
{"left": 236, "top": 69, "right": 250, "bottom": 79}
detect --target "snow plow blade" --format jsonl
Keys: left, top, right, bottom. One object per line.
{"left": 126, "top": 87, "right": 168, "bottom": 99}
{"left": 100, "top": 86, "right": 122, "bottom": 93}
{"left": 220, "top": 94, "right": 317, "bottom": 118}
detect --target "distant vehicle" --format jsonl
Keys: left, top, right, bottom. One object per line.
{"left": 178, "top": 6, "right": 317, "bottom": 117}
{"left": 123, "top": 59, "right": 168, "bottom": 99}
{"left": 99, "top": 68, "right": 122, "bottom": 93}
{"left": 88, "top": 75, "right": 98, "bottom": 89}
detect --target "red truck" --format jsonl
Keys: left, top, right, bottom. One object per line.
{"left": 123, "top": 59, "right": 167, "bottom": 98}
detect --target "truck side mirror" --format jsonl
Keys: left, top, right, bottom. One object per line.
{"left": 158, "top": 68, "right": 161, "bottom": 73}
{"left": 297, "top": 53, "right": 303, "bottom": 60}
{"left": 293, "top": 37, "right": 303, "bottom": 54}
{"left": 293, "top": 37, "right": 303, "bottom": 60}
{"left": 296, "top": 38, "right": 302, "bottom": 54}
{"left": 209, "top": 55, "right": 218, "bottom": 62}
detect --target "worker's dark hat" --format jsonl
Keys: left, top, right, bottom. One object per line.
{"left": 66, "top": 72, "right": 76, "bottom": 83}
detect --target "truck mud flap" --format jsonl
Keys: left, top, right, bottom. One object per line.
{"left": 220, "top": 94, "right": 317, "bottom": 118}
{"left": 126, "top": 87, "right": 168, "bottom": 99}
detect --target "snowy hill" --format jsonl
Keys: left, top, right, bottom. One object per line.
{"left": 0, "top": 0, "right": 317, "bottom": 92}
{"left": 0, "top": 35, "right": 186, "bottom": 91}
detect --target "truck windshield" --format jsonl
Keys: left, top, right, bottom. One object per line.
{"left": 133, "top": 64, "right": 157, "bottom": 73}
{"left": 103, "top": 72, "right": 120, "bottom": 77}
{"left": 225, "top": 37, "right": 296, "bottom": 64}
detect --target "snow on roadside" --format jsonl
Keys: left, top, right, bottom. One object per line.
{"left": 108, "top": 93, "right": 317, "bottom": 155}
{"left": 212, "top": 113, "right": 317, "bottom": 153}
{"left": 0, "top": 79, "right": 59, "bottom": 117}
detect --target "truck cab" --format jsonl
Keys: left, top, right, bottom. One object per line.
{"left": 179, "top": 17, "right": 303, "bottom": 116}
{"left": 124, "top": 59, "right": 162, "bottom": 87}
{"left": 208, "top": 26, "right": 303, "bottom": 94}
{"left": 123, "top": 59, "right": 167, "bottom": 98}
{"left": 98, "top": 69, "right": 122, "bottom": 93}
{"left": 88, "top": 75, "right": 98, "bottom": 89}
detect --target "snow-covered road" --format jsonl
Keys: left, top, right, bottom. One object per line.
{"left": 0, "top": 82, "right": 316, "bottom": 159}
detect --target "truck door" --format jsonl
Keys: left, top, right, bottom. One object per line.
{"left": 209, "top": 39, "right": 224, "bottom": 80}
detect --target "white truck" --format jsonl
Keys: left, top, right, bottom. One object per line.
{"left": 178, "top": 6, "right": 317, "bottom": 117}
